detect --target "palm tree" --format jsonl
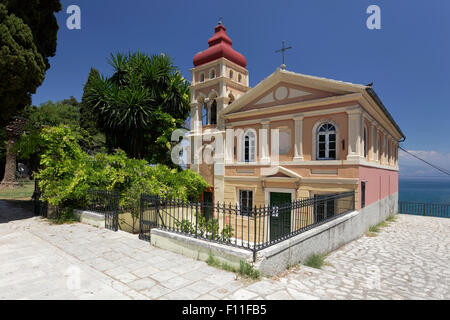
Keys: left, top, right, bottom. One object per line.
{"left": 85, "top": 52, "right": 190, "bottom": 161}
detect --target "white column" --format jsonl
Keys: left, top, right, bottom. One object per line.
{"left": 190, "top": 103, "right": 200, "bottom": 133}
{"left": 293, "top": 115, "right": 304, "bottom": 161}
{"left": 369, "top": 123, "right": 375, "bottom": 161}
{"left": 220, "top": 61, "right": 226, "bottom": 77}
{"left": 346, "top": 108, "right": 362, "bottom": 160}
{"left": 260, "top": 120, "right": 270, "bottom": 163}
{"left": 206, "top": 103, "right": 211, "bottom": 125}
{"left": 361, "top": 115, "right": 365, "bottom": 157}
{"left": 225, "top": 127, "right": 234, "bottom": 165}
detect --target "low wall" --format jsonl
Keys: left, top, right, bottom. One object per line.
{"left": 150, "top": 229, "right": 253, "bottom": 269}
{"left": 73, "top": 209, "right": 105, "bottom": 229}
{"left": 255, "top": 192, "right": 398, "bottom": 276}
{"left": 149, "top": 193, "right": 398, "bottom": 276}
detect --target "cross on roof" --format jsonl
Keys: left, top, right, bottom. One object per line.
{"left": 275, "top": 40, "right": 292, "bottom": 70}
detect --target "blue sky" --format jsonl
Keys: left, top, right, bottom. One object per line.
{"left": 31, "top": 0, "right": 450, "bottom": 176}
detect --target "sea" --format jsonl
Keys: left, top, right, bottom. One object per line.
{"left": 399, "top": 177, "right": 450, "bottom": 204}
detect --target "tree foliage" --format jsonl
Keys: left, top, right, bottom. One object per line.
{"left": 14, "top": 98, "right": 100, "bottom": 174}
{"left": 0, "top": 0, "right": 61, "bottom": 126}
{"left": 83, "top": 52, "right": 190, "bottom": 164}
{"left": 34, "top": 126, "right": 209, "bottom": 209}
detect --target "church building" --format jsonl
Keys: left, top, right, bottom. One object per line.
{"left": 188, "top": 22, "right": 404, "bottom": 216}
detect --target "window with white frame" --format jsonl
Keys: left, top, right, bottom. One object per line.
{"left": 229, "top": 70, "right": 233, "bottom": 79}
{"left": 239, "top": 190, "right": 253, "bottom": 216}
{"left": 316, "top": 123, "right": 337, "bottom": 160}
{"left": 242, "top": 130, "right": 256, "bottom": 162}
{"left": 238, "top": 74, "right": 242, "bottom": 83}
{"left": 210, "top": 69, "right": 216, "bottom": 79}
{"left": 199, "top": 73, "right": 205, "bottom": 82}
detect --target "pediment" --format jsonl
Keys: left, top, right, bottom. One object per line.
{"left": 261, "top": 166, "right": 302, "bottom": 180}
{"left": 240, "top": 82, "right": 335, "bottom": 112}
{"left": 222, "top": 68, "right": 365, "bottom": 117}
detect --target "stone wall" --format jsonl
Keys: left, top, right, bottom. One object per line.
{"left": 255, "top": 192, "right": 398, "bottom": 276}
{"left": 149, "top": 193, "right": 398, "bottom": 276}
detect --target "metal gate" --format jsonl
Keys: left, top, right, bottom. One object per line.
{"left": 85, "top": 190, "right": 119, "bottom": 231}
{"left": 32, "top": 180, "right": 47, "bottom": 217}
{"left": 139, "top": 194, "right": 159, "bottom": 241}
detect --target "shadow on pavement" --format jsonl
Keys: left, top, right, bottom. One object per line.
{"left": 0, "top": 200, "right": 35, "bottom": 224}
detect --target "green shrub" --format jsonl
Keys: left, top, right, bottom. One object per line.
{"left": 177, "top": 214, "right": 233, "bottom": 243}
{"left": 206, "top": 254, "right": 260, "bottom": 280}
{"left": 175, "top": 219, "right": 194, "bottom": 233}
{"left": 51, "top": 207, "right": 75, "bottom": 224}
{"left": 238, "top": 261, "right": 260, "bottom": 280}
{"left": 386, "top": 214, "right": 397, "bottom": 222}
{"left": 304, "top": 253, "right": 326, "bottom": 269}
{"left": 31, "top": 125, "right": 209, "bottom": 222}
{"left": 221, "top": 225, "right": 234, "bottom": 242}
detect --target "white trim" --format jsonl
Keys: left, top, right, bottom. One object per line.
{"left": 223, "top": 175, "right": 359, "bottom": 185}
{"left": 190, "top": 57, "right": 249, "bottom": 75}
{"left": 225, "top": 105, "right": 357, "bottom": 127}
{"left": 224, "top": 159, "right": 399, "bottom": 171}
{"left": 223, "top": 93, "right": 362, "bottom": 119}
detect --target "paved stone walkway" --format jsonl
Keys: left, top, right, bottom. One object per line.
{"left": 1, "top": 200, "right": 449, "bottom": 300}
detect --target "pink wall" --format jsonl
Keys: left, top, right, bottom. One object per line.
{"left": 358, "top": 166, "right": 398, "bottom": 209}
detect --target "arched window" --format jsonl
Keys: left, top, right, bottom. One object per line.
{"left": 238, "top": 74, "right": 242, "bottom": 83}
{"left": 229, "top": 70, "right": 233, "bottom": 79}
{"left": 210, "top": 100, "right": 217, "bottom": 125}
{"left": 242, "top": 130, "right": 256, "bottom": 163}
{"left": 199, "top": 73, "right": 205, "bottom": 83}
{"left": 210, "top": 69, "right": 216, "bottom": 79}
{"left": 317, "top": 123, "right": 336, "bottom": 160}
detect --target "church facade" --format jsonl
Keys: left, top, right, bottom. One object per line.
{"left": 188, "top": 22, "right": 404, "bottom": 214}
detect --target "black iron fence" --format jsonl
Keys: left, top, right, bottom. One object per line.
{"left": 399, "top": 202, "right": 449, "bottom": 218}
{"left": 139, "top": 191, "right": 355, "bottom": 258}
{"left": 81, "top": 190, "right": 119, "bottom": 231}
{"left": 32, "top": 180, "right": 47, "bottom": 217}
{"left": 32, "top": 183, "right": 119, "bottom": 230}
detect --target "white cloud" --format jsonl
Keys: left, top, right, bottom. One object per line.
{"left": 399, "top": 149, "right": 450, "bottom": 177}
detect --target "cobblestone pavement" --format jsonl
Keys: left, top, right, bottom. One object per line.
{"left": 1, "top": 200, "right": 449, "bottom": 300}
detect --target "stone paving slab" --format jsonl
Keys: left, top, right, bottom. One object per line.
{"left": 0, "top": 200, "right": 449, "bottom": 300}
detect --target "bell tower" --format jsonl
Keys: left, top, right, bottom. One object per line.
{"left": 189, "top": 22, "right": 250, "bottom": 203}
{"left": 190, "top": 21, "right": 250, "bottom": 133}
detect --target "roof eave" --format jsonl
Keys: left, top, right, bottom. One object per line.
{"left": 365, "top": 87, "right": 406, "bottom": 141}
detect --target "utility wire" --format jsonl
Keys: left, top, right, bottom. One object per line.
{"left": 399, "top": 146, "right": 450, "bottom": 176}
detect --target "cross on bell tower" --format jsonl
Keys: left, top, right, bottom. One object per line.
{"left": 275, "top": 40, "right": 292, "bottom": 70}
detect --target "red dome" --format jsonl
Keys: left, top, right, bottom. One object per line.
{"left": 193, "top": 23, "right": 247, "bottom": 68}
